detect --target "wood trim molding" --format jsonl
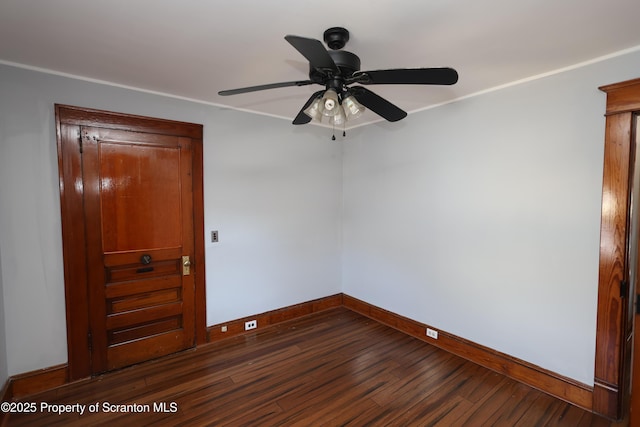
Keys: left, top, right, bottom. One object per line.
{"left": 56, "top": 104, "right": 203, "bottom": 139}
{"left": 0, "top": 365, "right": 69, "bottom": 426}
{"left": 342, "top": 294, "right": 594, "bottom": 411}
{"left": 1, "top": 364, "right": 69, "bottom": 403}
{"left": 593, "top": 112, "right": 632, "bottom": 419}
{"left": 207, "top": 294, "right": 343, "bottom": 342}
{"left": 600, "top": 77, "right": 640, "bottom": 115}
{"left": 592, "top": 77, "right": 640, "bottom": 420}
{"left": 192, "top": 138, "right": 207, "bottom": 346}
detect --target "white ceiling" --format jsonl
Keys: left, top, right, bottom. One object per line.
{"left": 1, "top": 0, "right": 640, "bottom": 128}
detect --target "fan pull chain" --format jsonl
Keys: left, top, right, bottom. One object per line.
{"left": 329, "top": 123, "right": 346, "bottom": 140}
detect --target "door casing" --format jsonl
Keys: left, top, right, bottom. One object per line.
{"left": 55, "top": 104, "right": 207, "bottom": 380}
{"left": 594, "top": 79, "right": 640, "bottom": 421}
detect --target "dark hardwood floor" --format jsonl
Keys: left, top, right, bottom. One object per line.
{"left": 7, "top": 307, "right": 612, "bottom": 426}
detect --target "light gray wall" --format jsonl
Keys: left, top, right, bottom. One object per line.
{"left": 342, "top": 48, "right": 640, "bottom": 386}
{"left": 1, "top": 47, "right": 640, "bottom": 387}
{"left": 0, "top": 63, "right": 343, "bottom": 376}
{"left": 203, "top": 113, "right": 343, "bottom": 323}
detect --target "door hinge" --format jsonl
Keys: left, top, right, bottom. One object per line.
{"left": 621, "top": 280, "right": 629, "bottom": 298}
{"left": 637, "top": 294, "right": 640, "bottom": 315}
{"left": 88, "top": 331, "right": 92, "bottom": 352}
{"left": 80, "top": 131, "right": 89, "bottom": 153}
{"left": 80, "top": 131, "right": 94, "bottom": 153}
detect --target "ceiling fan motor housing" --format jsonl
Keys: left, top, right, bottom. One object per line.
{"left": 323, "top": 27, "right": 350, "bottom": 50}
{"left": 309, "top": 50, "right": 361, "bottom": 87}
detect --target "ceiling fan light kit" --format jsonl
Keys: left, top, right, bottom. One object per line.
{"left": 303, "top": 97, "right": 324, "bottom": 122}
{"left": 218, "top": 27, "right": 458, "bottom": 131}
{"left": 341, "top": 93, "right": 365, "bottom": 121}
{"left": 321, "top": 89, "right": 340, "bottom": 116}
{"left": 329, "top": 105, "right": 346, "bottom": 127}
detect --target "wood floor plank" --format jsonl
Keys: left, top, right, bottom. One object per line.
{"left": 6, "top": 307, "right": 612, "bottom": 426}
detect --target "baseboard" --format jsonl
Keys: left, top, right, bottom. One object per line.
{"left": 0, "top": 364, "right": 68, "bottom": 426}
{"left": 2, "top": 292, "right": 594, "bottom": 415}
{"left": 7, "top": 364, "right": 68, "bottom": 400}
{"left": 207, "top": 294, "right": 343, "bottom": 342}
{"left": 342, "top": 294, "right": 594, "bottom": 412}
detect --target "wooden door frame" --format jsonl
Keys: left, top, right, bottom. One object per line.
{"left": 55, "top": 104, "right": 207, "bottom": 381}
{"left": 593, "top": 78, "right": 640, "bottom": 420}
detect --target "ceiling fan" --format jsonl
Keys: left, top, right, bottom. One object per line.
{"left": 218, "top": 27, "right": 458, "bottom": 126}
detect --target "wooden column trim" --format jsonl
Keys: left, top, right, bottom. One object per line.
{"left": 593, "top": 112, "right": 632, "bottom": 416}
{"left": 593, "top": 77, "right": 640, "bottom": 420}
{"left": 192, "top": 138, "right": 207, "bottom": 346}
{"left": 56, "top": 114, "right": 91, "bottom": 380}
{"left": 601, "top": 78, "right": 640, "bottom": 115}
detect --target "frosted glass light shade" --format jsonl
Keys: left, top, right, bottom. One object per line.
{"left": 342, "top": 95, "right": 365, "bottom": 120}
{"left": 321, "top": 89, "right": 340, "bottom": 117}
{"left": 330, "top": 106, "right": 346, "bottom": 126}
{"left": 303, "top": 97, "right": 323, "bottom": 122}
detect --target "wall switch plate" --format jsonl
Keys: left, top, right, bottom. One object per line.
{"left": 221, "top": 325, "right": 227, "bottom": 332}
{"left": 211, "top": 230, "right": 219, "bottom": 242}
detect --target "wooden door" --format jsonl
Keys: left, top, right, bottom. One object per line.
{"left": 56, "top": 105, "right": 206, "bottom": 379}
{"left": 83, "top": 127, "right": 195, "bottom": 372}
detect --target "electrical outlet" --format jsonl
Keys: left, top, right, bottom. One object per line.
{"left": 221, "top": 325, "right": 227, "bottom": 332}
{"left": 426, "top": 328, "right": 438, "bottom": 339}
{"left": 211, "top": 230, "right": 219, "bottom": 243}
{"left": 245, "top": 320, "right": 257, "bottom": 330}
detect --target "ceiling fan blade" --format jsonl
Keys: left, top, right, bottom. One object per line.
{"left": 285, "top": 35, "right": 338, "bottom": 72}
{"left": 352, "top": 67, "right": 458, "bottom": 85}
{"left": 293, "top": 90, "right": 324, "bottom": 125}
{"left": 350, "top": 87, "right": 407, "bottom": 122}
{"left": 218, "top": 80, "right": 314, "bottom": 96}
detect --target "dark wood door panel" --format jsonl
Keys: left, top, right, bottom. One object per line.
{"left": 96, "top": 134, "right": 184, "bottom": 252}
{"left": 106, "top": 259, "right": 181, "bottom": 282}
{"left": 106, "top": 302, "right": 184, "bottom": 329}
{"left": 109, "top": 317, "right": 182, "bottom": 345}
{"left": 105, "top": 276, "right": 181, "bottom": 298}
{"left": 109, "top": 287, "right": 182, "bottom": 314}
{"left": 106, "top": 331, "right": 187, "bottom": 371}
{"left": 82, "top": 126, "right": 195, "bottom": 374}
{"left": 104, "top": 248, "right": 183, "bottom": 267}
